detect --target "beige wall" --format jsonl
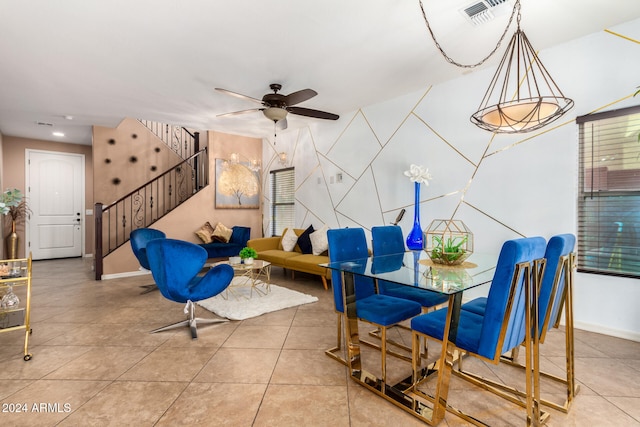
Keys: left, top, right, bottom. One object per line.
{"left": 102, "top": 129, "right": 262, "bottom": 277}
{"left": 0, "top": 136, "right": 93, "bottom": 258}
{"left": 93, "top": 118, "right": 185, "bottom": 207}
{"left": 1, "top": 122, "right": 261, "bottom": 274}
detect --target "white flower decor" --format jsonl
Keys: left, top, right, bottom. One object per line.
{"left": 404, "top": 164, "right": 432, "bottom": 185}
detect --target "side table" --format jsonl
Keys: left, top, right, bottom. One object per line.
{"left": 210, "top": 259, "right": 271, "bottom": 299}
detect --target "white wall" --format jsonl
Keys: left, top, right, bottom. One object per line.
{"left": 261, "top": 18, "right": 640, "bottom": 341}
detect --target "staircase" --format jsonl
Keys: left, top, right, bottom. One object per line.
{"left": 94, "top": 123, "right": 207, "bottom": 279}
{"left": 138, "top": 120, "right": 197, "bottom": 160}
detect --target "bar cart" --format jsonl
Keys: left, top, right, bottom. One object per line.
{"left": 0, "top": 254, "right": 33, "bottom": 361}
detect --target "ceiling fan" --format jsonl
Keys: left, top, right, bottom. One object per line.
{"left": 215, "top": 83, "right": 339, "bottom": 130}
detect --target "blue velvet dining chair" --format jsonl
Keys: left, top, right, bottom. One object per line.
{"left": 461, "top": 234, "right": 575, "bottom": 338}
{"left": 371, "top": 225, "right": 448, "bottom": 357}
{"left": 326, "top": 227, "right": 422, "bottom": 383}
{"left": 458, "top": 233, "right": 578, "bottom": 413}
{"left": 130, "top": 228, "right": 166, "bottom": 294}
{"left": 146, "top": 238, "right": 234, "bottom": 339}
{"left": 372, "top": 225, "right": 448, "bottom": 310}
{"left": 410, "top": 236, "right": 546, "bottom": 425}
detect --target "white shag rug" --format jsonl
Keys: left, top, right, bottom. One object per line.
{"left": 196, "top": 277, "right": 318, "bottom": 320}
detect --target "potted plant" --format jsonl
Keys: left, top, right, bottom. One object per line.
{"left": 430, "top": 235, "right": 468, "bottom": 264}
{"left": 239, "top": 247, "right": 258, "bottom": 265}
{"left": 424, "top": 219, "right": 473, "bottom": 266}
{"left": 1, "top": 189, "right": 30, "bottom": 259}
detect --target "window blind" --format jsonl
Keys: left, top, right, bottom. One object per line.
{"left": 270, "top": 167, "right": 295, "bottom": 237}
{"left": 577, "top": 105, "right": 640, "bottom": 277}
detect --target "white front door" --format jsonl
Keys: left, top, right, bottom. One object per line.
{"left": 26, "top": 150, "right": 84, "bottom": 260}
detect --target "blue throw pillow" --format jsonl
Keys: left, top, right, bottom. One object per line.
{"left": 297, "top": 225, "right": 315, "bottom": 254}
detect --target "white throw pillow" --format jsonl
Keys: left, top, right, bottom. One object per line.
{"left": 281, "top": 228, "right": 298, "bottom": 252}
{"left": 310, "top": 225, "right": 329, "bottom": 255}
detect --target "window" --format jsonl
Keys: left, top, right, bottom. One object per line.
{"left": 270, "top": 167, "right": 295, "bottom": 237}
{"left": 577, "top": 105, "right": 640, "bottom": 277}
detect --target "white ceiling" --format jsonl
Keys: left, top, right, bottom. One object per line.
{"left": 1, "top": 0, "right": 639, "bottom": 145}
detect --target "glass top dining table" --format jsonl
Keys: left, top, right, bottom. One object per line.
{"left": 323, "top": 250, "right": 498, "bottom": 425}
{"left": 325, "top": 250, "right": 497, "bottom": 295}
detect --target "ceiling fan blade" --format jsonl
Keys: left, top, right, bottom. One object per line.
{"left": 215, "top": 88, "right": 264, "bottom": 105}
{"left": 283, "top": 89, "right": 317, "bottom": 106}
{"left": 216, "top": 108, "right": 263, "bottom": 118}
{"left": 288, "top": 106, "right": 339, "bottom": 120}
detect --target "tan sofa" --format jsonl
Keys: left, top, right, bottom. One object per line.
{"left": 247, "top": 228, "right": 330, "bottom": 290}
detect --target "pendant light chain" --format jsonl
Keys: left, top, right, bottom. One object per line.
{"left": 273, "top": 121, "right": 277, "bottom": 145}
{"left": 418, "top": 0, "right": 521, "bottom": 69}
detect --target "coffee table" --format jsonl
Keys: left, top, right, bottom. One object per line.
{"left": 209, "top": 259, "right": 271, "bottom": 299}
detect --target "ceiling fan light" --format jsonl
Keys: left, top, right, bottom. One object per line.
{"left": 278, "top": 152, "right": 288, "bottom": 166}
{"left": 263, "top": 107, "right": 288, "bottom": 122}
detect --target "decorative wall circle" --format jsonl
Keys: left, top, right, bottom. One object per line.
{"left": 154, "top": 147, "right": 161, "bottom": 153}
{"left": 105, "top": 158, "right": 111, "bottom": 164}
{"left": 108, "top": 138, "right": 116, "bottom": 145}
{"left": 129, "top": 156, "right": 138, "bottom": 163}
{"left": 112, "top": 177, "right": 121, "bottom": 185}
{"left": 150, "top": 165, "right": 157, "bottom": 171}
{"left": 132, "top": 134, "right": 138, "bottom": 139}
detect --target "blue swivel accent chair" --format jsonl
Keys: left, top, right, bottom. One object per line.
{"left": 146, "top": 238, "right": 234, "bottom": 339}
{"left": 458, "top": 234, "right": 578, "bottom": 413}
{"left": 410, "top": 237, "right": 546, "bottom": 424}
{"left": 372, "top": 225, "right": 448, "bottom": 310}
{"left": 327, "top": 228, "right": 422, "bottom": 383}
{"left": 130, "top": 228, "right": 166, "bottom": 294}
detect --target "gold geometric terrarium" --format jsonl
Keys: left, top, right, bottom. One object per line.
{"left": 424, "top": 219, "right": 473, "bottom": 265}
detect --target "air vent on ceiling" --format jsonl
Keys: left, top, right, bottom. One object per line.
{"left": 36, "top": 121, "right": 53, "bottom": 127}
{"left": 461, "top": 0, "right": 510, "bottom": 26}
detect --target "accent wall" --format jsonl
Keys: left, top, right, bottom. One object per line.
{"left": 261, "top": 18, "right": 640, "bottom": 341}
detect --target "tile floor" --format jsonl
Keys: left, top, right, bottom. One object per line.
{"left": 0, "top": 257, "right": 639, "bottom": 426}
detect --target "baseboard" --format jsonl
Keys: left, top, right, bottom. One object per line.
{"left": 574, "top": 320, "right": 640, "bottom": 343}
{"left": 101, "top": 268, "right": 151, "bottom": 280}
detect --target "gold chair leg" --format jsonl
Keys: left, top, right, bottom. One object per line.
{"left": 325, "top": 313, "right": 347, "bottom": 365}
{"left": 325, "top": 313, "right": 413, "bottom": 367}
{"left": 457, "top": 255, "right": 578, "bottom": 414}
{"left": 380, "top": 326, "right": 387, "bottom": 384}
{"left": 368, "top": 324, "right": 411, "bottom": 352}
{"left": 369, "top": 302, "right": 437, "bottom": 357}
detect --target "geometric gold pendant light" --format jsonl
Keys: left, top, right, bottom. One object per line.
{"left": 419, "top": 0, "right": 573, "bottom": 133}
{"left": 470, "top": 12, "right": 574, "bottom": 132}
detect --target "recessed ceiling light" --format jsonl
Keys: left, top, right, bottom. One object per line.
{"left": 52, "top": 131, "right": 65, "bottom": 137}
{"left": 64, "top": 115, "right": 73, "bottom": 120}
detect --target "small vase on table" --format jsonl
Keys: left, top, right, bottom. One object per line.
{"left": 404, "top": 164, "right": 433, "bottom": 251}
{"left": 406, "top": 182, "right": 424, "bottom": 250}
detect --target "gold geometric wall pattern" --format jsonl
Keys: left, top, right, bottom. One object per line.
{"left": 335, "top": 166, "right": 384, "bottom": 227}
{"left": 270, "top": 21, "right": 640, "bottom": 247}
{"left": 327, "top": 111, "right": 381, "bottom": 180}
{"left": 257, "top": 21, "right": 640, "bottom": 340}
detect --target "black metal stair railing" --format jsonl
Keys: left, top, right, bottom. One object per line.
{"left": 138, "top": 120, "right": 197, "bottom": 160}
{"left": 94, "top": 148, "right": 208, "bottom": 279}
